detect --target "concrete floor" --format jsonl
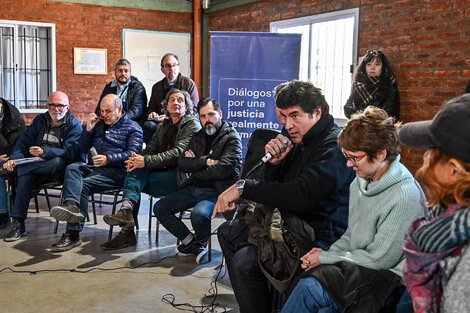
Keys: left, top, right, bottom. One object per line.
{"left": 0, "top": 192, "right": 238, "bottom": 313}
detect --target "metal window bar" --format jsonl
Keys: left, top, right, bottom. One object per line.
{"left": 35, "top": 27, "right": 39, "bottom": 109}
{"left": 22, "top": 26, "right": 27, "bottom": 109}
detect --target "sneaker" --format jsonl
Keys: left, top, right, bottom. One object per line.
{"left": 103, "top": 209, "right": 135, "bottom": 227}
{"left": 177, "top": 238, "right": 209, "bottom": 264}
{"left": 177, "top": 238, "right": 197, "bottom": 255}
{"left": 0, "top": 212, "right": 10, "bottom": 230}
{"left": 101, "top": 230, "right": 137, "bottom": 250}
{"left": 51, "top": 232, "right": 82, "bottom": 252}
{"left": 4, "top": 219, "right": 27, "bottom": 242}
{"left": 51, "top": 202, "right": 85, "bottom": 223}
{"left": 195, "top": 245, "right": 209, "bottom": 264}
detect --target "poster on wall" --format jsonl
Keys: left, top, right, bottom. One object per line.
{"left": 210, "top": 32, "right": 301, "bottom": 156}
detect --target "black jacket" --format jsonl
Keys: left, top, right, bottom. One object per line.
{"left": 147, "top": 73, "right": 199, "bottom": 116}
{"left": 96, "top": 76, "right": 147, "bottom": 122}
{"left": 307, "top": 261, "right": 403, "bottom": 313}
{"left": 0, "top": 98, "right": 26, "bottom": 155}
{"left": 243, "top": 114, "right": 355, "bottom": 246}
{"left": 177, "top": 121, "right": 242, "bottom": 193}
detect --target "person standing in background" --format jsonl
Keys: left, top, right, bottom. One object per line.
{"left": 344, "top": 50, "right": 400, "bottom": 120}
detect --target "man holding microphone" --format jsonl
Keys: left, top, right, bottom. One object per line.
{"left": 49, "top": 94, "right": 142, "bottom": 252}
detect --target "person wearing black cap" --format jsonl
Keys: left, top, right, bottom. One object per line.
{"left": 399, "top": 94, "right": 470, "bottom": 313}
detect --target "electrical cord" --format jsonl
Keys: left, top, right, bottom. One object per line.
{"left": 159, "top": 160, "right": 267, "bottom": 312}
{"left": 0, "top": 253, "right": 179, "bottom": 275}
{"left": 161, "top": 227, "right": 229, "bottom": 312}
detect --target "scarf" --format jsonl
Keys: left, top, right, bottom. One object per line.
{"left": 403, "top": 204, "right": 464, "bottom": 313}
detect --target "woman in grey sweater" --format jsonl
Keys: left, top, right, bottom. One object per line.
{"left": 281, "top": 107, "right": 426, "bottom": 313}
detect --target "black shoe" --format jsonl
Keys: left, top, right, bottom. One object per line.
{"left": 0, "top": 212, "right": 10, "bottom": 230}
{"left": 4, "top": 219, "right": 27, "bottom": 242}
{"left": 51, "top": 232, "right": 82, "bottom": 252}
{"left": 101, "top": 230, "right": 137, "bottom": 250}
{"left": 177, "top": 238, "right": 209, "bottom": 264}
{"left": 177, "top": 237, "right": 197, "bottom": 255}
{"left": 51, "top": 202, "right": 85, "bottom": 223}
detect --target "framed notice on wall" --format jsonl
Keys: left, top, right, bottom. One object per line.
{"left": 73, "top": 48, "right": 107, "bottom": 75}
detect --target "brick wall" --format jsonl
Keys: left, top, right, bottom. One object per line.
{"left": 0, "top": 0, "right": 192, "bottom": 122}
{"left": 208, "top": 0, "right": 470, "bottom": 172}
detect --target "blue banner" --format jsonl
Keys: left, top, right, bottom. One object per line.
{"left": 210, "top": 32, "right": 301, "bottom": 155}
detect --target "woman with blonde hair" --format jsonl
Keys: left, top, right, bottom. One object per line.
{"left": 399, "top": 94, "right": 470, "bottom": 313}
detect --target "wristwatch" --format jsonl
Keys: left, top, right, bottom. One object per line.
{"left": 235, "top": 179, "right": 246, "bottom": 196}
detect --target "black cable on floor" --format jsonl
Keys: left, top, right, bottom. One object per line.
{"left": 161, "top": 227, "right": 229, "bottom": 313}
{"left": 0, "top": 253, "right": 179, "bottom": 275}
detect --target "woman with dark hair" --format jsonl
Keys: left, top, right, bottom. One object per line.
{"left": 399, "top": 94, "right": 470, "bottom": 313}
{"left": 344, "top": 50, "right": 400, "bottom": 119}
{"left": 281, "top": 107, "right": 425, "bottom": 313}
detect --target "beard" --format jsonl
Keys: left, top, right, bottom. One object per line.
{"left": 204, "top": 122, "right": 219, "bottom": 136}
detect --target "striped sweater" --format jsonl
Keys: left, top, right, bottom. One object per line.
{"left": 319, "top": 156, "right": 427, "bottom": 278}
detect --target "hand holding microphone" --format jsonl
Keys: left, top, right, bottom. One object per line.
{"left": 263, "top": 135, "right": 292, "bottom": 164}
{"left": 90, "top": 147, "right": 108, "bottom": 167}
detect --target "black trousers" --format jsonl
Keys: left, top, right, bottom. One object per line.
{"left": 217, "top": 219, "right": 272, "bottom": 313}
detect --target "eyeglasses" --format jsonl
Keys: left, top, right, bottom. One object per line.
{"left": 342, "top": 150, "right": 367, "bottom": 164}
{"left": 163, "top": 63, "right": 179, "bottom": 69}
{"left": 48, "top": 103, "right": 68, "bottom": 110}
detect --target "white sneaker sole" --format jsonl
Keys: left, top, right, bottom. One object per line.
{"left": 196, "top": 246, "right": 209, "bottom": 264}
{"left": 51, "top": 206, "right": 85, "bottom": 223}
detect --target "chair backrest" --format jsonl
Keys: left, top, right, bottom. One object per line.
{"left": 240, "top": 129, "right": 280, "bottom": 180}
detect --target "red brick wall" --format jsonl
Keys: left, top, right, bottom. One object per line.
{"left": 0, "top": 0, "right": 192, "bottom": 122}
{"left": 208, "top": 0, "right": 470, "bottom": 172}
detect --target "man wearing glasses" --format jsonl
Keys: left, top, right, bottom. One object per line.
{"left": 96, "top": 59, "right": 147, "bottom": 123}
{"left": 2, "top": 91, "right": 83, "bottom": 242}
{"left": 143, "top": 53, "right": 199, "bottom": 143}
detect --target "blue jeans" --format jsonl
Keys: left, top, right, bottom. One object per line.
{"left": 282, "top": 278, "right": 340, "bottom": 313}
{"left": 62, "top": 162, "right": 127, "bottom": 232}
{"left": 123, "top": 167, "right": 177, "bottom": 202}
{"left": 0, "top": 178, "right": 7, "bottom": 214}
{"left": 154, "top": 185, "right": 217, "bottom": 242}
{"left": 11, "top": 157, "right": 66, "bottom": 220}
{"left": 142, "top": 120, "right": 159, "bottom": 144}
{"left": 217, "top": 219, "right": 272, "bottom": 313}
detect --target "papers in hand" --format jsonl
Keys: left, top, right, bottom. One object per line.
{"left": 13, "top": 157, "right": 46, "bottom": 165}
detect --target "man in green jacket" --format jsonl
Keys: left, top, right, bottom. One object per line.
{"left": 102, "top": 88, "right": 201, "bottom": 250}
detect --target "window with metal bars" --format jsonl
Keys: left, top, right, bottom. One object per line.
{"left": 0, "top": 20, "right": 56, "bottom": 112}
{"left": 270, "top": 9, "right": 359, "bottom": 120}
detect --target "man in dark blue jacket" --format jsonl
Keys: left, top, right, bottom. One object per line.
{"left": 3, "top": 91, "right": 83, "bottom": 242}
{"left": 154, "top": 98, "right": 242, "bottom": 264}
{"left": 213, "top": 80, "right": 356, "bottom": 313}
{"left": 96, "top": 59, "right": 147, "bottom": 123}
{"left": 50, "top": 94, "right": 143, "bottom": 252}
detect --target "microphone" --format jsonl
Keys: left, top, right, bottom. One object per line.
{"left": 261, "top": 139, "right": 290, "bottom": 163}
{"left": 90, "top": 147, "right": 98, "bottom": 157}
